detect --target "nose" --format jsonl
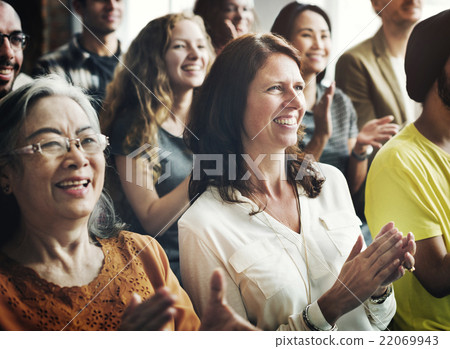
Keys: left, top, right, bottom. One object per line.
{"left": 284, "top": 86, "right": 305, "bottom": 111}
{"left": 312, "top": 34, "right": 324, "bottom": 49}
{"left": 187, "top": 45, "right": 200, "bottom": 60}
{"left": 0, "top": 35, "right": 15, "bottom": 59}
{"left": 62, "top": 141, "right": 89, "bottom": 169}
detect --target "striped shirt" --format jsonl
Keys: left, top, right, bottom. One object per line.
{"left": 300, "top": 83, "right": 358, "bottom": 174}
{"left": 32, "top": 34, "right": 121, "bottom": 111}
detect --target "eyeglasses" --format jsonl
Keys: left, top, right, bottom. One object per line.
{"left": 12, "top": 134, "right": 109, "bottom": 157}
{"left": 0, "top": 32, "right": 29, "bottom": 51}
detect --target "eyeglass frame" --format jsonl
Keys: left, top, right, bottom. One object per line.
{"left": 0, "top": 31, "right": 29, "bottom": 51}
{"left": 11, "top": 133, "right": 109, "bottom": 157}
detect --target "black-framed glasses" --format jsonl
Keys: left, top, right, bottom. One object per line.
{"left": 12, "top": 134, "right": 109, "bottom": 158}
{"left": 0, "top": 31, "right": 29, "bottom": 51}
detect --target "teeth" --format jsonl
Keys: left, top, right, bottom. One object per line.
{"left": 183, "top": 65, "right": 201, "bottom": 71}
{"left": 0, "top": 69, "right": 12, "bottom": 75}
{"left": 58, "top": 180, "right": 89, "bottom": 188}
{"left": 274, "top": 118, "right": 297, "bottom": 125}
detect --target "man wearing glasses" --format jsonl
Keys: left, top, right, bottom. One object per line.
{"left": 0, "top": 1, "right": 28, "bottom": 100}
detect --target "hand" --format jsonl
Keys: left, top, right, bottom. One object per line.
{"left": 200, "top": 269, "right": 259, "bottom": 331}
{"left": 319, "top": 222, "right": 405, "bottom": 324}
{"left": 372, "top": 226, "right": 416, "bottom": 292}
{"left": 119, "top": 288, "right": 177, "bottom": 331}
{"left": 355, "top": 115, "right": 399, "bottom": 151}
{"left": 312, "top": 82, "right": 335, "bottom": 139}
{"left": 214, "top": 19, "right": 239, "bottom": 53}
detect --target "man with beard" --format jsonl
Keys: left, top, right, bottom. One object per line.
{"left": 33, "top": 0, "right": 123, "bottom": 110}
{"left": 336, "top": 0, "right": 423, "bottom": 129}
{"left": 365, "top": 10, "right": 450, "bottom": 330}
{"left": 0, "top": 1, "right": 26, "bottom": 100}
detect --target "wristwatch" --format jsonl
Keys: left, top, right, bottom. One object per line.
{"left": 351, "top": 145, "right": 373, "bottom": 161}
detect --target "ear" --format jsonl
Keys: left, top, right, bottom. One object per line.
{"left": 0, "top": 167, "right": 14, "bottom": 195}
{"left": 371, "top": 0, "right": 380, "bottom": 12}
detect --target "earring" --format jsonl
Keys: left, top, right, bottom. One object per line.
{"left": 2, "top": 184, "right": 10, "bottom": 194}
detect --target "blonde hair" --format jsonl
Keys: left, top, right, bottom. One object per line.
{"left": 101, "top": 13, "right": 214, "bottom": 179}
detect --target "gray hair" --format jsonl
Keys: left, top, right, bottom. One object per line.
{"left": 0, "top": 75, "right": 124, "bottom": 243}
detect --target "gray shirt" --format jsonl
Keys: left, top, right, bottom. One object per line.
{"left": 300, "top": 84, "right": 358, "bottom": 174}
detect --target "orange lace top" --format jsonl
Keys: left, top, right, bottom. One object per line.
{"left": 0, "top": 231, "right": 200, "bottom": 330}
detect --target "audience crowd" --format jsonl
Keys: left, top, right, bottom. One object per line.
{"left": 0, "top": 0, "right": 448, "bottom": 331}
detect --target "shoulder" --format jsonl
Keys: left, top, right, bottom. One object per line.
{"left": 318, "top": 162, "right": 348, "bottom": 186}
{"left": 100, "top": 230, "right": 162, "bottom": 259}
{"left": 338, "top": 36, "right": 374, "bottom": 63}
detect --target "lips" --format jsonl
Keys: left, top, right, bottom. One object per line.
{"left": 182, "top": 64, "right": 202, "bottom": 71}
{"left": 273, "top": 117, "right": 297, "bottom": 126}
{"left": 0, "top": 62, "right": 16, "bottom": 82}
{"left": 56, "top": 179, "right": 90, "bottom": 190}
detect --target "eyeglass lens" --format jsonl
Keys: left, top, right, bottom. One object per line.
{"left": 0, "top": 32, "right": 28, "bottom": 50}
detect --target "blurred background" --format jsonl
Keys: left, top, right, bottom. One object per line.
{"left": 7, "top": 0, "right": 449, "bottom": 80}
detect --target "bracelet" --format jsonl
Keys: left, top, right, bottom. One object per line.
{"left": 370, "top": 284, "right": 393, "bottom": 304}
{"left": 302, "top": 304, "right": 338, "bottom": 331}
{"left": 351, "top": 145, "right": 373, "bottom": 161}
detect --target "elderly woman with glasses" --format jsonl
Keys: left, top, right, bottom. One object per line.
{"left": 0, "top": 76, "right": 255, "bottom": 331}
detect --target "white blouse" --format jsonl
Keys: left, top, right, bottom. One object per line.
{"left": 179, "top": 163, "right": 395, "bottom": 330}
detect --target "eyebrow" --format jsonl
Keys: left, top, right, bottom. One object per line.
{"left": 297, "top": 28, "right": 330, "bottom": 33}
{"left": 25, "top": 126, "right": 93, "bottom": 141}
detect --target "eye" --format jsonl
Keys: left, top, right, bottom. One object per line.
{"left": 197, "top": 44, "right": 206, "bottom": 49}
{"left": 268, "top": 85, "right": 282, "bottom": 92}
{"left": 295, "top": 85, "right": 304, "bottom": 92}
{"left": 173, "top": 43, "right": 185, "bottom": 49}
{"left": 40, "top": 138, "right": 66, "bottom": 153}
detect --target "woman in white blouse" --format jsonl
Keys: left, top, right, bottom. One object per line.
{"left": 179, "top": 33, "right": 415, "bottom": 331}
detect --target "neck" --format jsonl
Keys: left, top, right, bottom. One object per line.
{"left": 248, "top": 151, "right": 290, "bottom": 199}
{"left": 171, "top": 89, "right": 194, "bottom": 123}
{"left": 79, "top": 30, "right": 118, "bottom": 56}
{"left": 414, "top": 86, "right": 450, "bottom": 153}
{"left": 382, "top": 22, "right": 414, "bottom": 58}
{"left": 303, "top": 72, "right": 317, "bottom": 110}
{"left": 3, "top": 216, "right": 93, "bottom": 266}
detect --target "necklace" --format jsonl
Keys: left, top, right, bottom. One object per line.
{"left": 250, "top": 183, "right": 312, "bottom": 305}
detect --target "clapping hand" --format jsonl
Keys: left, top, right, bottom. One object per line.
{"left": 120, "top": 269, "right": 258, "bottom": 331}
{"left": 356, "top": 115, "right": 399, "bottom": 150}
{"left": 312, "top": 82, "right": 336, "bottom": 139}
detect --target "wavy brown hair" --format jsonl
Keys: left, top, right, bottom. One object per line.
{"left": 184, "top": 33, "right": 324, "bottom": 206}
{"left": 101, "top": 13, "right": 214, "bottom": 177}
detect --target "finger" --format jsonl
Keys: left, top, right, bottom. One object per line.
{"left": 209, "top": 269, "right": 226, "bottom": 305}
{"left": 374, "top": 258, "right": 401, "bottom": 283}
{"left": 345, "top": 235, "right": 364, "bottom": 262}
{"left": 143, "top": 307, "right": 177, "bottom": 331}
{"left": 374, "top": 222, "right": 395, "bottom": 239}
{"left": 402, "top": 252, "right": 415, "bottom": 270}
{"left": 365, "top": 226, "right": 400, "bottom": 259}
{"left": 376, "top": 115, "right": 395, "bottom": 124}
{"left": 369, "top": 233, "right": 404, "bottom": 273}
{"left": 224, "top": 19, "right": 238, "bottom": 38}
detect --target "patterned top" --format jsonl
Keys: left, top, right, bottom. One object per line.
{"left": 300, "top": 84, "right": 358, "bottom": 173}
{"left": 32, "top": 34, "right": 121, "bottom": 111}
{"left": 0, "top": 231, "right": 199, "bottom": 330}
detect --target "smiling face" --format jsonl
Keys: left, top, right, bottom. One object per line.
{"left": 222, "top": 0, "right": 254, "bottom": 36}
{"left": 76, "top": 0, "right": 123, "bottom": 36}
{"left": 242, "top": 53, "right": 306, "bottom": 156}
{"left": 372, "top": 0, "right": 422, "bottom": 28}
{"left": 290, "top": 10, "right": 330, "bottom": 77}
{"left": 164, "top": 19, "right": 210, "bottom": 94}
{"left": 0, "top": 3, "right": 23, "bottom": 99}
{"left": 7, "top": 96, "right": 105, "bottom": 226}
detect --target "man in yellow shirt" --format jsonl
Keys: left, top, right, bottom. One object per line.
{"left": 366, "top": 10, "right": 450, "bottom": 330}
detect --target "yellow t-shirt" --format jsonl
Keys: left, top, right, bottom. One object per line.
{"left": 366, "top": 123, "right": 450, "bottom": 330}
